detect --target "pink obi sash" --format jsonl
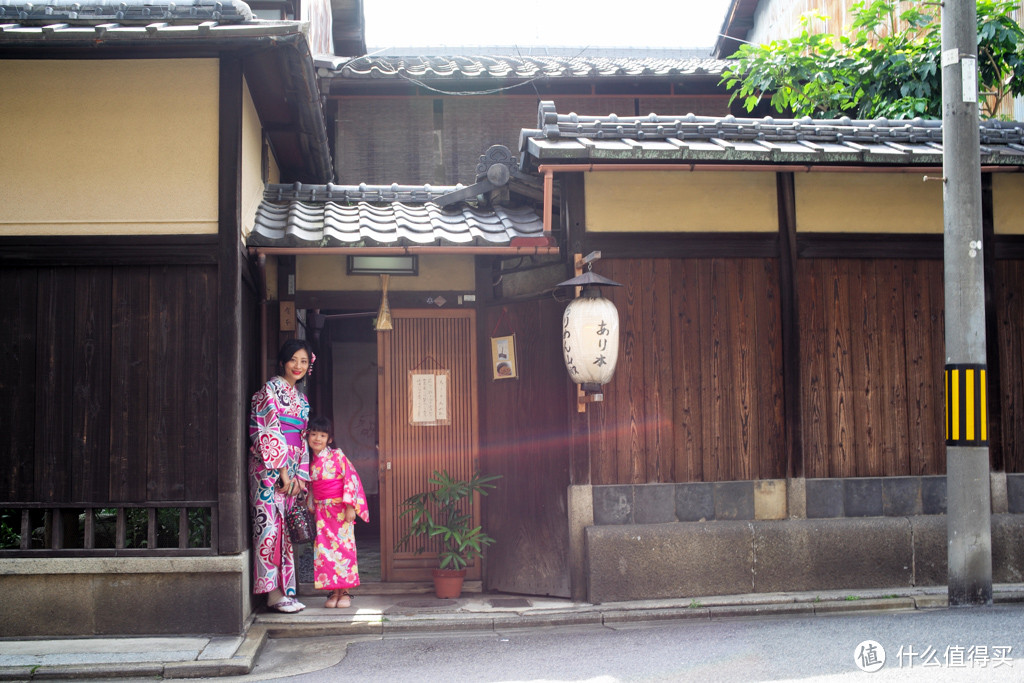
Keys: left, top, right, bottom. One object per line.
{"left": 312, "top": 478, "right": 345, "bottom": 501}
{"left": 278, "top": 415, "right": 305, "bottom": 447}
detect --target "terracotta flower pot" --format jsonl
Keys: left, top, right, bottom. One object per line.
{"left": 431, "top": 568, "right": 467, "bottom": 599}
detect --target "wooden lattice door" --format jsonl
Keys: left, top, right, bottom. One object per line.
{"left": 378, "top": 309, "right": 480, "bottom": 581}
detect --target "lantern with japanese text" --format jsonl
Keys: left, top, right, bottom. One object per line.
{"left": 558, "top": 270, "right": 621, "bottom": 394}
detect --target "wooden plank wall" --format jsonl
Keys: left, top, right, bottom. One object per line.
{"left": 996, "top": 259, "right": 1024, "bottom": 474}
{"left": 0, "top": 264, "right": 218, "bottom": 505}
{"left": 585, "top": 252, "right": 1024, "bottom": 484}
{"left": 798, "top": 258, "right": 946, "bottom": 478}
{"left": 479, "top": 298, "right": 572, "bottom": 597}
{"left": 589, "top": 257, "right": 786, "bottom": 485}
{"left": 0, "top": 268, "right": 39, "bottom": 502}
{"left": 569, "top": 248, "right": 1024, "bottom": 483}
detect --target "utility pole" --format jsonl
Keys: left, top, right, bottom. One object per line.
{"left": 941, "top": 0, "right": 992, "bottom": 606}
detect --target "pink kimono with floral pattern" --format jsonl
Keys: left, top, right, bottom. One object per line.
{"left": 310, "top": 446, "right": 368, "bottom": 590}
{"left": 248, "top": 376, "right": 309, "bottom": 597}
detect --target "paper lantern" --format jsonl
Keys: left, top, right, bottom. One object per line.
{"left": 558, "top": 271, "right": 621, "bottom": 390}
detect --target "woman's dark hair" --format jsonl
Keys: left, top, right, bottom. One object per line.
{"left": 277, "top": 339, "right": 314, "bottom": 367}
{"left": 307, "top": 415, "right": 332, "bottom": 435}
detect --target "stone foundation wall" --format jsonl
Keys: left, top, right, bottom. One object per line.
{"left": 0, "top": 555, "right": 252, "bottom": 637}
{"left": 568, "top": 475, "right": 1024, "bottom": 603}
{"left": 591, "top": 474, "right": 1024, "bottom": 525}
{"left": 584, "top": 514, "right": 1024, "bottom": 603}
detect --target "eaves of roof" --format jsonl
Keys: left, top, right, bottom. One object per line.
{"left": 714, "top": 0, "right": 760, "bottom": 59}
{"left": 0, "top": 15, "right": 333, "bottom": 183}
{"left": 519, "top": 101, "right": 1024, "bottom": 169}
{"left": 249, "top": 183, "right": 553, "bottom": 252}
{"left": 0, "top": 19, "right": 301, "bottom": 43}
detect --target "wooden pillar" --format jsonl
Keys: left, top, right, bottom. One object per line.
{"left": 216, "top": 56, "right": 246, "bottom": 555}
{"left": 776, "top": 171, "right": 803, "bottom": 480}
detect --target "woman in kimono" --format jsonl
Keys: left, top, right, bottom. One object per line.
{"left": 304, "top": 415, "right": 369, "bottom": 608}
{"left": 248, "top": 339, "right": 314, "bottom": 613}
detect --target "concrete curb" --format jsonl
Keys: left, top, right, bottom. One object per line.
{"left": 3, "top": 585, "right": 1023, "bottom": 680}
{"left": 0, "top": 627, "right": 268, "bottom": 681}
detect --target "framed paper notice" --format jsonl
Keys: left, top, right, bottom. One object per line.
{"left": 491, "top": 335, "right": 518, "bottom": 380}
{"left": 409, "top": 370, "right": 450, "bottom": 426}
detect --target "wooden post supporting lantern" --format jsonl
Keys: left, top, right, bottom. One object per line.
{"left": 558, "top": 252, "right": 621, "bottom": 412}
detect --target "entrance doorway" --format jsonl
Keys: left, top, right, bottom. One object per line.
{"left": 314, "top": 309, "right": 382, "bottom": 582}
{"left": 379, "top": 309, "right": 479, "bottom": 581}
{"left": 312, "top": 307, "right": 479, "bottom": 583}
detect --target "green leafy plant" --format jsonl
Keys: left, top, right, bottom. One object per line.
{"left": 0, "top": 510, "right": 20, "bottom": 549}
{"left": 722, "top": 0, "right": 1024, "bottom": 119}
{"left": 395, "top": 469, "right": 501, "bottom": 571}
{"left": 688, "top": 599, "right": 704, "bottom": 609}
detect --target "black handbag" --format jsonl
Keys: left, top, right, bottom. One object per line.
{"left": 285, "top": 493, "right": 316, "bottom": 544}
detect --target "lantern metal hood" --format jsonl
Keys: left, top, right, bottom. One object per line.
{"left": 557, "top": 254, "right": 622, "bottom": 412}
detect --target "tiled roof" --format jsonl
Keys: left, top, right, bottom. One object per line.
{"left": 0, "top": 0, "right": 252, "bottom": 24}
{"left": 250, "top": 183, "right": 547, "bottom": 248}
{"left": 0, "top": 19, "right": 296, "bottom": 41}
{"left": 316, "top": 54, "right": 730, "bottom": 81}
{"left": 520, "top": 101, "right": 1024, "bottom": 166}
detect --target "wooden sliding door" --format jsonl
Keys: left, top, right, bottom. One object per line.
{"left": 378, "top": 309, "right": 480, "bottom": 581}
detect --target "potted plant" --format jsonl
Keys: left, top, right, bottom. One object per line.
{"left": 396, "top": 468, "right": 501, "bottom": 598}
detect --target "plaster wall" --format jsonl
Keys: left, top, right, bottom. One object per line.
{"left": 993, "top": 174, "right": 1024, "bottom": 234}
{"left": 584, "top": 171, "right": 778, "bottom": 232}
{"left": 0, "top": 59, "right": 219, "bottom": 235}
{"left": 241, "top": 77, "right": 280, "bottom": 241}
{"left": 795, "top": 172, "right": 943, "bottom": 233}
{"left": 296, "top": 253, "right": 476, "bottom": 291}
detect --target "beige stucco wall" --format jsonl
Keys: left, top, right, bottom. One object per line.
{"left": 584, "top": 169, "right": 1013, "bottom": 236}
{"left": 0, "top": 59, "right": 219, "bottom": 235}
{"left": 993, "top": 174, "right": 1024, "bottom": 235}
{"left": 795, "top": 172, "right": 943, "bottom": 233}
{"left": 584, "top": 171, "right": 778, "bottom": 232}
{"left": 296, "top": 254, "right": 475, "bottom": 291}
{"left": 241, "top": 78, "right": 266, "bottom": 241}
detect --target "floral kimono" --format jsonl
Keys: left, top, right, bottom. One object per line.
{"left": 248, "top": 375, "right": 310, "bottom": 596}
{"left": 310, "top": 446, "right": 369, "bottom": 590}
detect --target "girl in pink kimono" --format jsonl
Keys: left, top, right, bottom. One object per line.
{"left": 304, "top": 415, "right": 369, "bottom": 608}
{"left": 248, "top": 339, "right": 313, "bottom": 613}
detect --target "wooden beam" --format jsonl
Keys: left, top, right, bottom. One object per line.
{"left": 0, "top": 235, "right": 218, "bottom": 266}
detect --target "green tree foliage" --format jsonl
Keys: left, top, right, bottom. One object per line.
{"left": 722, "top": 0, "right": 1024, "bottom": 119}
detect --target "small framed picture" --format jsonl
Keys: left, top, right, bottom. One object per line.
{"left": 491, "top": 335, "right": 518, "bottom": 380}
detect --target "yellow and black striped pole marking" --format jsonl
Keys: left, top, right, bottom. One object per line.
{"left": 945, "top": 364, "right": 988, "bottom": 446}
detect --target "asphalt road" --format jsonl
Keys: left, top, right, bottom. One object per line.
{"left": 208, "top": 603, "right": 1024, "bottom": 682}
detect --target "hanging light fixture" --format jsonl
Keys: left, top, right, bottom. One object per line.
{"left": 557, "top": 254, "right": 621, "bottom": 410}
